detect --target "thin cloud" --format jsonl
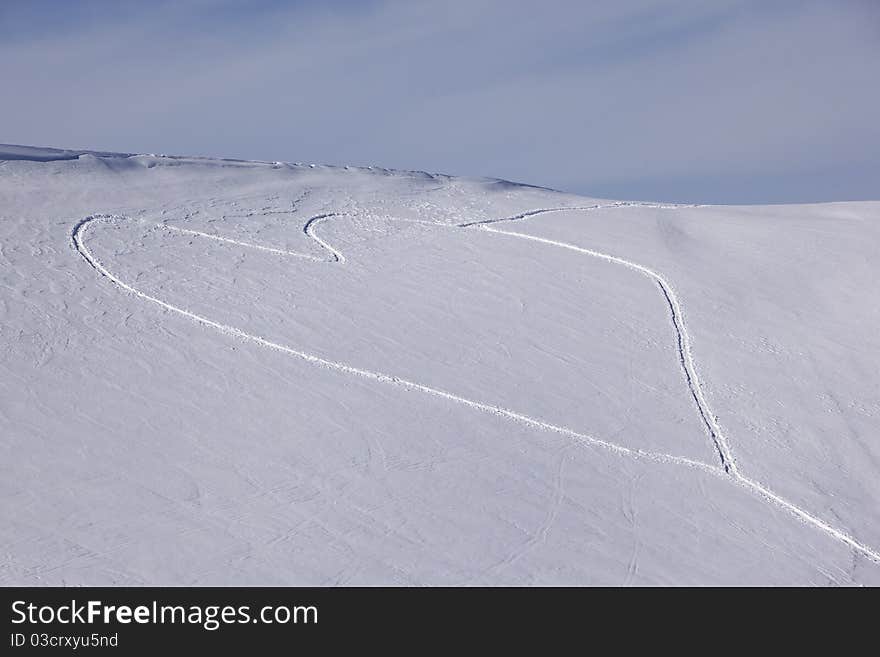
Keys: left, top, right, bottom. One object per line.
{"left": 1, "top": 0, "right": 877, "bottom": 202}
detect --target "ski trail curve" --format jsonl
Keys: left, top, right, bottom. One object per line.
{"left": 161, "top": 223, "right": 324, "bottom": 261}
{"left": 460, "top": 201, "right": 702, "bottom": 228}
{"left": 70, "top": 209, "right": 880, "bottom": 566}
{"left": 303, "top": 213, "right": 345, "bottom": 263}
{"left": 475, "top": 222, "right": 737, "bottom": 475}
{"left": 161, "top": 212, "right": 344, "bottom": 263}
{"left": 71, "top": 214, "right": 715, "bottom": 475}
{"left": 456, "top": 205, "right": 879, "bottom": 565}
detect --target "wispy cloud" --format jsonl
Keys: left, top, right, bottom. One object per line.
{"left": 2, "top": 0, "right": 877, "bottom": 202}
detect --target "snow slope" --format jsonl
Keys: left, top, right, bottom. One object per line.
{"left": 1, "top": 145, "right": 878, "bottom": 585}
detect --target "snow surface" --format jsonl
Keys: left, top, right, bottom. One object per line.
{"left": 1, "top": 144, "right": 879, "bottom": 585}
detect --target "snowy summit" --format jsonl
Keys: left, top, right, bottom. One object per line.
{"left": 1, "top": 144, "right": 879, "bottom": 585}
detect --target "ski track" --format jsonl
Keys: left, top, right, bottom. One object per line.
{"left": 303, "top": 213, "right": 345, "bottom": 263}
{"left": 161, "top": 223, "right": 323, "bottom": 261}
{"left": 70, "top": 204, "right": 880, "bottom": 569}
{"left": 474, "top": 221, "right": 737, "bottom": 475}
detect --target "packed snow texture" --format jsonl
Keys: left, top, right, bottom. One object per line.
{"left": 1, "top": 145, "right": 879, "bottom": 585}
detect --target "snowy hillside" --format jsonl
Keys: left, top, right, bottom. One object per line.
{"left": 1, "top": 145, "right": 878, "bottom": 585}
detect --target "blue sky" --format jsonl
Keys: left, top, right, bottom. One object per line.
{"left": 2, "top": 0, "right": 878, "bottom": 203}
